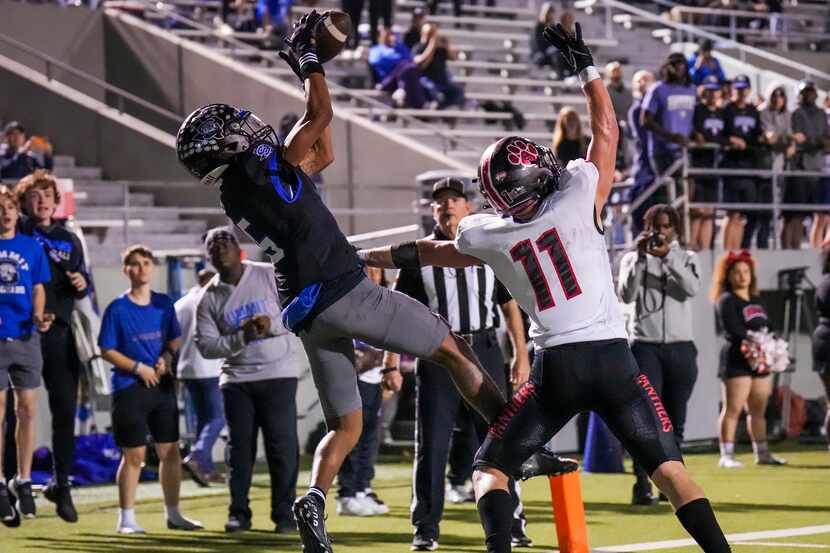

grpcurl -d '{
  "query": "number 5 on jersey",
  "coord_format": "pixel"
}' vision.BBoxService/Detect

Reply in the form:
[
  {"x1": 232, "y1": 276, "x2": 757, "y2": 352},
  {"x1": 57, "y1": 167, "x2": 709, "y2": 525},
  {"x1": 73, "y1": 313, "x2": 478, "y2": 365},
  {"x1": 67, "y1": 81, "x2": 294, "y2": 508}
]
[{"x1": 510, "y1": 227, "x2": 582, "y2": 310}]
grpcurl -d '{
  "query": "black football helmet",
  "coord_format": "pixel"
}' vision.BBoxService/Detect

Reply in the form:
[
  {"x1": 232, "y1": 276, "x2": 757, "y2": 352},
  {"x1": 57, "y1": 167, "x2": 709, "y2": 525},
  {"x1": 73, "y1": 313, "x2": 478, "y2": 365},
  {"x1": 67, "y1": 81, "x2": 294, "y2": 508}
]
[
  {"x1": 477, "y1": 136, "x2": 562, "y2": 217},
  {"x1": 176, "y1": 103, "x2": 279, "y2": 185}
]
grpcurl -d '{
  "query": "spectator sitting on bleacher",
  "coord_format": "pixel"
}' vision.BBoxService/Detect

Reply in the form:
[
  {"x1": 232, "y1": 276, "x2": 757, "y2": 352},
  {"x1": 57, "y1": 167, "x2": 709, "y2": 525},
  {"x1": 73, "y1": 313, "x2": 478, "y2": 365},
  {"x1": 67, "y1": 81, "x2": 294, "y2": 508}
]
[
  {"x1": 403, "y1": 7, "x2": 427, "y2": 50},
  {"x1": 606, "y1": 61, "x2": 633, "y2": 125},
  {"x1": 552, "y1": 107, "x2": 588, "y2": 166},
  {"x1": 782, "y1": 81, "x2": 829, "y2": 249},
  {"x1": 530, "y1": 3, "x2": 558, "y2": 70},
  {"x1": 369, "y1": 27, "x2": 428, "y2": 109},
  {"x1": 412, "y1": 23, "x2": 465, "y2": 110},
  {"x1": 688, "y1": 39, "x2": 725, "y2": 87},
  {"x1": 721, "y1": 74, "x2": 764, "y2": 250},
  {"x1": 627, "y1": 69, "x2": 656, "y2": 236},
  {"x1": 0, "y1": 122, "x2": 53, "y2": 181},
  {"x1": 637, "y1": 52, "x2": 695, "y2": 232},
  {"x1": 689, "y1": 74, "x2": 726, "y2": 251}
]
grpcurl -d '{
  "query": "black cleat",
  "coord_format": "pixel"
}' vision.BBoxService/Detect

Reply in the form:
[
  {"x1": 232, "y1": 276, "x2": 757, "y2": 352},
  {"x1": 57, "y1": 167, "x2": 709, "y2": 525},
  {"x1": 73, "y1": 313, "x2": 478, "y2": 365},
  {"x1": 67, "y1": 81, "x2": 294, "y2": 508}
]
[
  {"x1": 9, "y1": 480, "x2": 35, "y2": 519},
  {"x1": 44, "y1": 482, "x2": 79, "y2": 523},
  {"x1": 519, "y1": 448, "x2": 579, "y2": 481},
  {"x1": 0, "y1": 482, "x2": 20, "y2": 527},
  {"x1": 224, "y1": 514, "x2": 252, "y2": 533},
  {"x1": 631, "y1": 480, "x2": 657, "y2": 506},
  {"x1": 293, "y1": 494, "x2": 333, "y2": 553}
]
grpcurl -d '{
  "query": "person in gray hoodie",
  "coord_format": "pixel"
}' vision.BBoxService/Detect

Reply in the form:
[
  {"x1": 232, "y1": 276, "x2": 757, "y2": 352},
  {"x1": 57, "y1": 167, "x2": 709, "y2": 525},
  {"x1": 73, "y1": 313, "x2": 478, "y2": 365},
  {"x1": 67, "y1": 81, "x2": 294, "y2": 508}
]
[
  {"x1": 196, "y1": 227, "x2": 304, "y2": 534},
  {"x1": 618, "y1": 204, "x2": 701, "y2": 506}
]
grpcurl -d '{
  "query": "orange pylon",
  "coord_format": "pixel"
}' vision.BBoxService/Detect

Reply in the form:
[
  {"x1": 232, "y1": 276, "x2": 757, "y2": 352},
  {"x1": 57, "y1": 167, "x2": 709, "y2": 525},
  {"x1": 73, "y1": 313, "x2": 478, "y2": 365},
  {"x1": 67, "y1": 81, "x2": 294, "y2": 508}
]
[{"x1": 549, "y1": 470, "x2": 590, "y2": 553}]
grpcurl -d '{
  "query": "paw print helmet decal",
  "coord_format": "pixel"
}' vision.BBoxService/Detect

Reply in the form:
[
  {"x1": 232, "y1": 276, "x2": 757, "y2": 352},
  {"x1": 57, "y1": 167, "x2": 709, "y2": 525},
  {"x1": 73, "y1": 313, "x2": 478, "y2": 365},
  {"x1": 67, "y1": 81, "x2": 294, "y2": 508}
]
[{"x1": 477, "y1": 136, "x2": 562, "y2": 217}]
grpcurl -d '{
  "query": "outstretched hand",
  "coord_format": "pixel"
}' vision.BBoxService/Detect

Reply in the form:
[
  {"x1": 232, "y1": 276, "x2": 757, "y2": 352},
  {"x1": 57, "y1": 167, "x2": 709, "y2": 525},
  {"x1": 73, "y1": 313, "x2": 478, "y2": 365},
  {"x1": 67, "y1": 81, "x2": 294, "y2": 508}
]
[
  {"x1": 542, "y1": 22, "x2": 594, "y2": 74},
  {"x1": 285, "y1": 10, "x2": 323, "y2": 52}
]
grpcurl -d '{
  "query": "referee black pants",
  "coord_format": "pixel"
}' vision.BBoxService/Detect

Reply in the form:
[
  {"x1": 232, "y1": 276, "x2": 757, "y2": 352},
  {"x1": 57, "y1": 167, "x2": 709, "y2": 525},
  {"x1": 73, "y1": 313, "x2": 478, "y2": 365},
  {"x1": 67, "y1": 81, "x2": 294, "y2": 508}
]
[
  {"x1": 412, "y1": 329, "x2": 507, "y2": 540},
  {"x1": 41, "y1": 321, "x2": 82, "y2": 486},
  {"x1": 631, "y1": 341, "x2": 698, "y2": 481},
  {"x1": 222, "y1": 377, "x2": 299, "y2": 526}
]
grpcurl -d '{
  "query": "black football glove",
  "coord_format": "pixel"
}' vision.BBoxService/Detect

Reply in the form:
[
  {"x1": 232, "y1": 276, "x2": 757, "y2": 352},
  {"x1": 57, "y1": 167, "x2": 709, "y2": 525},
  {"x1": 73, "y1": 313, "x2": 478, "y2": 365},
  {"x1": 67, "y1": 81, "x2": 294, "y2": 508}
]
[
  {"x1": 279, "y1": 49, "x2": 303, "y2": 82},
  {"x1": 284, "y1": 10, "x2": 325, "y2": 81},
  {"x1": 542, "y1": 22, "x2": 594, "y2": 74}
]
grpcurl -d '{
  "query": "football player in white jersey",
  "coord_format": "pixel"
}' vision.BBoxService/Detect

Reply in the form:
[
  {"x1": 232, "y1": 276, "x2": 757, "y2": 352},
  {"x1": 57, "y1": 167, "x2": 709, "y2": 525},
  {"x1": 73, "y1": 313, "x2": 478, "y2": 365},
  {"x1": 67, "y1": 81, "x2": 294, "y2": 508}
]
[{"x1": 359, "y1": 22, "x2": 730, "y2": 553}]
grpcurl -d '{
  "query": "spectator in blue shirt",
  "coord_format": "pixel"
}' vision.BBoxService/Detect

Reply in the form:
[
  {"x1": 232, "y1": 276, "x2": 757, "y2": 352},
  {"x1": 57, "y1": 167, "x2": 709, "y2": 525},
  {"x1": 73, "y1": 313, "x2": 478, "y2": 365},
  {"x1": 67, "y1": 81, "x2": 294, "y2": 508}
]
[
  {"x1": 0, "y1": 122, "x2": 53, "y2": 181},
  {"x1": 0, "y1": 184, "x2": 52, "y2": 525},
  {"x1": 369, "y1": 27, "x2": 427, "y2": 109},
  {"x1": 688, "y1": 39, "x2": 726, "y2": 87},
  {"x1": 99, "y1": 245, "x2": 202, "y2": 535}
]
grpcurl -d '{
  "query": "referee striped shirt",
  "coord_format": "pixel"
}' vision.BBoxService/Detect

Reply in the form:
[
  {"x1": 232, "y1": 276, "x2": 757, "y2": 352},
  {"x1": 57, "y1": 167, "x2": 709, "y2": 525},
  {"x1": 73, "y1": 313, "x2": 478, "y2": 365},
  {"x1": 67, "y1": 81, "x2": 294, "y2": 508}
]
[{"x1": 394, "y1": 228, "x2": 512, "y2": 333}]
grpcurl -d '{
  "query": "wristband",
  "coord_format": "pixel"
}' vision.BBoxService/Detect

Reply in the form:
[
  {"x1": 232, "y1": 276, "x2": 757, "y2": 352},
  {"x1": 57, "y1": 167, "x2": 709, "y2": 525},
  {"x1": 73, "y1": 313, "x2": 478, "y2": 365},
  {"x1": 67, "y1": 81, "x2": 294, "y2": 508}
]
[
  {"x1": 297, "y1": 51, "x2": 325, "y2": 80},
  {"x1": 381, "y1": 367, "x2": 398, "y2": 375},
  {"x1": 578, "y1": 66, "x2": 601, "y2": 87},
  {"x1": 390, "y1": 241, "x2": 421, "y2": 269},
  {"x1": 132, "y1": 361, "x2": 141, "y2": 375}
]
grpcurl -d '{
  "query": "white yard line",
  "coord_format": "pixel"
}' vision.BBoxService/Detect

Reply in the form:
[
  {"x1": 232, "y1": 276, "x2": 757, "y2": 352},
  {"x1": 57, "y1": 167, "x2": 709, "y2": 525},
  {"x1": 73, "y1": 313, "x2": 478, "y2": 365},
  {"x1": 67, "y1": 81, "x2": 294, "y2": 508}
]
[
  {"x1": 733, "y1": 542, "x2": 830, "y2": 549},
  {"x1": 594, "y1": 525, "x2": 830, "y2": 552}
]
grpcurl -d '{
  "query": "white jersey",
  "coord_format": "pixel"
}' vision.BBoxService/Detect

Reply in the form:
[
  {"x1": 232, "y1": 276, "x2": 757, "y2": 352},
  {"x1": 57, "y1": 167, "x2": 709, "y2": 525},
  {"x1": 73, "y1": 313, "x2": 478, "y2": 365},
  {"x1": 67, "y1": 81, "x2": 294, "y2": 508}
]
[{"x1": 456, "y1": 159, "x2": 627, "y2": 349}]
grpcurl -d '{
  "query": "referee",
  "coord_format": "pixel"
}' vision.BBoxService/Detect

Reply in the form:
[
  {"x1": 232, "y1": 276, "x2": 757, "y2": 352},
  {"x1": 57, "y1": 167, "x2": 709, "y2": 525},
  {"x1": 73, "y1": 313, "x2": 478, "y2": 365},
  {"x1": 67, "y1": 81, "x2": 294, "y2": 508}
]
[{"x1": 383, "y1": 178, "x2": 532, "y2": 551}]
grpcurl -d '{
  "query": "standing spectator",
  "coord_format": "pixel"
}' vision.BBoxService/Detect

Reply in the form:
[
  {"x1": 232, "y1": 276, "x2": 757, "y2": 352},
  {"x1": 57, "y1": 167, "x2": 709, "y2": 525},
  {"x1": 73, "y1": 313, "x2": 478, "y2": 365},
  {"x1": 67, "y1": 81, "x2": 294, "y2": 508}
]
[
  {"x1": 811, "y1": 249, "x2": 830, "y2": 452},
  {"x1": 342, "y1": 0, "x2": 392, "y2": 48},
  {"x1": 530, "y1": 3, "x2": 558, "y2": 69},
  {"x1": 721, "y1": 75, "x2": 763, "y2": 250},
  {"x1": 0, "y1": 122, "x2": 53, "y2": 181},
  {"x1": 98, "y1": 245, "x2": 202, "y2": 534},
  {"x1": 0, "y1": 185, "x2": 51, "y2": 525},
  {"x1": 639, "y1": 52, "x2": 696, "y2": 227},
  {"x1": 618, "y1": 204, "x2": 701, "y2": 505},
  {"x1": 628, "y1": 70, "x2": 656, "y2": 236},
  {"x1": 404, "y1": 7, "x2": 427, "y2": 50},
  {"x1": 176, "y1": 268, "x2": 225, "y2": 487},
  {"x1": 412, "y1": 24, "x2": 466, "y2": 110},
  {"x1": 606, "y1": 61, "x2": 633, "y2": 125},
  {"x1": 688, "y1": 39, "x2": 725, "y2": 86},
  {"x1": 710, "y1": 250, "x2": 785, "y2": 468},
  {"x1": 552, "y1": 107, "x2": 589, "y2": 166},
  {"x1": 387, "y1": 178, "x2": 540, "y2": 551},
  {"x1": 16, "y1": 171, "x2": 87, "y2": 523},
  {"x1": 689, "y1": 75, "x2": 726, "y2": 250},
  {"x1": 336, "y1": 266, "x2": 390, "y2": 517},
  {"x1": 369, "y1": 27, "x2": 427, "y2": 109},
  {"x1": 196, "y1": 228, "x2": 302, "y2": 534},
  {"x1": 758, "y1": 85, "x2": 795, "y2": 247},
  {"x1": 784, "y1": 81, "x2": 829, "y2": 249}
]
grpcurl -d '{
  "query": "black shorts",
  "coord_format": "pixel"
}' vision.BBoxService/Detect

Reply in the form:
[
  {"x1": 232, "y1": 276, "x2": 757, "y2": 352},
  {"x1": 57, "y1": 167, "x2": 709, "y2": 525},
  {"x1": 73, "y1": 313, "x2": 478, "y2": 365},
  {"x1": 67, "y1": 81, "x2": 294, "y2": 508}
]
[
  {"x1": 691, "y1": 177, "x2": 719, "y2": 204},
  {"x1": 111, "y1": 378, "x2": 180, "y2": 448},
  {"x1": 475, "y1": 339, "x2": 682, "y2": 478},
  {"x1": 723, "y1": 178, "x2": 757, "y2": 206},
  {"x1": 782, "y1": 176, "x2": 818, "y2": 217}
]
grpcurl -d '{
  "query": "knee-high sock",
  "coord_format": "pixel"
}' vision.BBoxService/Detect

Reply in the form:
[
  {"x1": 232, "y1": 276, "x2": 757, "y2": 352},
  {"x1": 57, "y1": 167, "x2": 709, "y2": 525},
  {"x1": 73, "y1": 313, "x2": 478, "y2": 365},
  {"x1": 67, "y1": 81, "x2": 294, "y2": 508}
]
[
  {"x1": 477, "y1": 490, "x2": 513, "y2": 553},
  {"x1": 676, "y1": 498, "x2": 731, "y2": 553}
]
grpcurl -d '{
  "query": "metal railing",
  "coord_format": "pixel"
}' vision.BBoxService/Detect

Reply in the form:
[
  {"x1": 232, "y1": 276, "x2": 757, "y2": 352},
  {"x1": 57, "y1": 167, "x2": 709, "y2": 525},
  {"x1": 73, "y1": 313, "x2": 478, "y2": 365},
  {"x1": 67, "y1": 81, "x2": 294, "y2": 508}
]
[
  {"x1": 0, "y1": 31, "x2": 182, "y2": 126},
  {"x1": 582, "y1": 0, "x2": 830, "y2": 84}
]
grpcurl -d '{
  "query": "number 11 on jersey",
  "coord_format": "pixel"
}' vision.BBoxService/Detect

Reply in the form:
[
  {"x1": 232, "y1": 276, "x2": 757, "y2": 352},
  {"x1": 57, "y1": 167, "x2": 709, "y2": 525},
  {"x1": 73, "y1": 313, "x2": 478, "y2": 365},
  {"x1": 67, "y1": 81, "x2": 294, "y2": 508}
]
[{"x1": 510, "y1": 227, "x2": 582, "y2": 310}]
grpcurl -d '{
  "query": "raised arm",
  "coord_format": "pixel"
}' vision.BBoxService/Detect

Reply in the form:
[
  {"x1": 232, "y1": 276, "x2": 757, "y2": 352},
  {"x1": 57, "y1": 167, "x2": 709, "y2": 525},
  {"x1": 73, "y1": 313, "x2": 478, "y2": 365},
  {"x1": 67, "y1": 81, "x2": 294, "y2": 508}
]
[
  {"x1": 279, "y1": 11, "x2": 334, "y2": 171},
  {"x1": 358, "y1": 239, "x2": 482, "y2": 269},
  {"x1": 541, "y1": 22, "x2": 619, "y2": 216}
]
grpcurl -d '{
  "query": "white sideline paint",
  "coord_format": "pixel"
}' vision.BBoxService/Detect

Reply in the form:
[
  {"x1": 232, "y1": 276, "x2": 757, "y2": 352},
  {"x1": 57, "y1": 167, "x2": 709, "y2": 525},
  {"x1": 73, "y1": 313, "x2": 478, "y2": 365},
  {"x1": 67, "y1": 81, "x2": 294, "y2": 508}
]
[
  {"x1": 733, "y1": 542, "x2": 830, "y2": 549},
  {"x1": 594, "y1": 525, "x2": 830, "y2": 552}
]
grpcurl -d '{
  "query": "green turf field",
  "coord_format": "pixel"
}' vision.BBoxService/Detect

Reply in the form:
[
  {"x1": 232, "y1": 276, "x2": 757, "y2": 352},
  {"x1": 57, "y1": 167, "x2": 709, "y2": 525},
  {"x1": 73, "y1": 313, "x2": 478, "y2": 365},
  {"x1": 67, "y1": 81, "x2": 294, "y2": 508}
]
[{"x1": 4, "y1": 445, "x2": 829, "y2": 552}]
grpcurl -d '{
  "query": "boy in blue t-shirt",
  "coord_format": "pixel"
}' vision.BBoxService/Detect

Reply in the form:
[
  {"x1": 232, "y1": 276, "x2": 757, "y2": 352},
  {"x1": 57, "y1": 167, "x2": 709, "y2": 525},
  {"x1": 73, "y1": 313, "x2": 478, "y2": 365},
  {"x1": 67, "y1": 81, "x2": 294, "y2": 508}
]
[
  {"x1": 0, "y1": 184, "x2": 52, "y2": 525},
  {"x1": 98, "y1": 244, "x2": 201, "y2": 534}
]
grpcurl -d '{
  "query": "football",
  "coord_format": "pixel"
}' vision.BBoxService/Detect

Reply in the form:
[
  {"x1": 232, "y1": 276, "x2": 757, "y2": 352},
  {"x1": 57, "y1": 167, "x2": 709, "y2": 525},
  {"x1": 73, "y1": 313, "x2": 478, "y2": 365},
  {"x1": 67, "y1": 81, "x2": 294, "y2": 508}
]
[{"x1": 314, "y1": 10, "x2": 352, "y2": 63}]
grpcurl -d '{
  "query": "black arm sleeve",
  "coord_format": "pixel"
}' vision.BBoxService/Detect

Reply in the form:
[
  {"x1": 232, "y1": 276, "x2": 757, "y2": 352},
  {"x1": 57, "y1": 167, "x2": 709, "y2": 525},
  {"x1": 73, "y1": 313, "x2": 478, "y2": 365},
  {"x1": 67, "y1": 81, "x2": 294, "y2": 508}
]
[
  {"x1": 718, "y1": 293, "x2": 747, "y2": 341},
  {"x1": 495, "y1": 279, "x2": 513, "y2": 307},
  {"x1": 69, "y1": 232, "x2": 89, "y2": 299},
  {"x1": 393, "y1": 267, "x2": 429, "y2": 306}
]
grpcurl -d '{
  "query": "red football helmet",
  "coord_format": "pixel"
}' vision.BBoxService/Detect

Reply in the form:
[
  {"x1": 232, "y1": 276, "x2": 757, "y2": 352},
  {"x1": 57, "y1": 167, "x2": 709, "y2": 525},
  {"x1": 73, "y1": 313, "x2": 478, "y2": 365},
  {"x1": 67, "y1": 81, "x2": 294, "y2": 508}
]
[{"x1": 477, "y1": 136, "x2": 562, "y2": 217}]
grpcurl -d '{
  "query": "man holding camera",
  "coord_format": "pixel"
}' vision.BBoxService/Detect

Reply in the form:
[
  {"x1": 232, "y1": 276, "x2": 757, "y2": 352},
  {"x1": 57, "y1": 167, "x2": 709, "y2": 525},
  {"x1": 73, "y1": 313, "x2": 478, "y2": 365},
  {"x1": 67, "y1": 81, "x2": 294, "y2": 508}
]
[{"x1": 618, "y1": 205, "x2": 701, "y2": 505}]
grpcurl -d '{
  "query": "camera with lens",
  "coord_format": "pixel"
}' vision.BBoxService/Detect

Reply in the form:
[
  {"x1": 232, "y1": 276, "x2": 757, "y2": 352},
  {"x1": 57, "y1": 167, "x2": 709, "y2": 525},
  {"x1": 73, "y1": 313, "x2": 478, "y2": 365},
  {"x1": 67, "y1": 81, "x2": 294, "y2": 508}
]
[{"x1": 647, "y1": 231, "x2": 665, "y2": 250}]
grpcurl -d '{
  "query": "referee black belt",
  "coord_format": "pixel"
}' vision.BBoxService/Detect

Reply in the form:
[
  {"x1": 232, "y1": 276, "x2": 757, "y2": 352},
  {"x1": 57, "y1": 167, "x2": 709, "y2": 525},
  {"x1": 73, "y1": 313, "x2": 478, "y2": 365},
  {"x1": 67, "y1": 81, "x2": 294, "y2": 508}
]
[{"x1": 457, "y1": 327, "x2": 497, "y2": 346}]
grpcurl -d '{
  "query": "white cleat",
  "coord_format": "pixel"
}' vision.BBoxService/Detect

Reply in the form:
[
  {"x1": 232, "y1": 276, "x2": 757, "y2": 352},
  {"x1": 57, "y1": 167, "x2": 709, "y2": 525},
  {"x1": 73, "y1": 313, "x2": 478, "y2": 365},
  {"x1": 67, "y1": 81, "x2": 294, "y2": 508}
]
[
  {"x1": 718, "y1": 455, "x2": 744, "y2": 469},
  {"x1": 336, "y1": 496, "x2": 376, "y2": 517}
]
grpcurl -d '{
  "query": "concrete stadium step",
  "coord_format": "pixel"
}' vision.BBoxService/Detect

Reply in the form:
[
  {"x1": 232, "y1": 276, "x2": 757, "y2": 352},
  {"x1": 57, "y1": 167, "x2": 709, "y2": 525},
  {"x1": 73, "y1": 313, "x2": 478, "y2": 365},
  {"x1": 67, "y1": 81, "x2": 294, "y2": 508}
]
[
  {"x1": 76, "y1": 206, "x2": 189, "y2": 220},
  {"x1": 74, "y1": 186, "x2": 156, "y2": 207},
  {"x1": 54, "y1": 165, "x2": 103, "y2": 180},
  {"x1": 52, "y1": 155, "x2": 76, "y2": 168}
]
